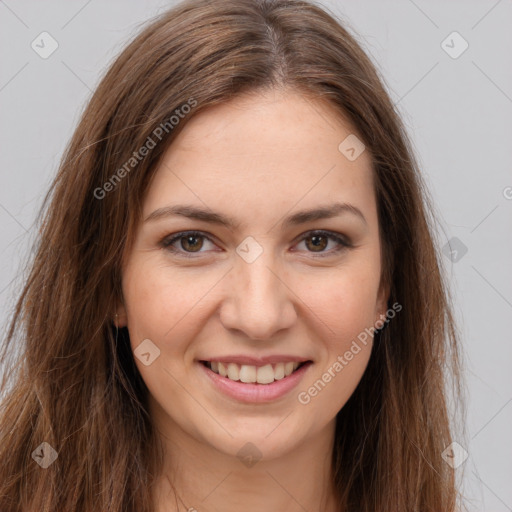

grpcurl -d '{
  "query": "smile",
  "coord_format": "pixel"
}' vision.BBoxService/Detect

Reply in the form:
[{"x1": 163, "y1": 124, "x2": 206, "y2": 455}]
[
  {"x1": 199, "y1": 359, "x2": 313, "y2": 403},
  {"x1": 201, "y1": 360, "x2": 307, "y2": 384}
]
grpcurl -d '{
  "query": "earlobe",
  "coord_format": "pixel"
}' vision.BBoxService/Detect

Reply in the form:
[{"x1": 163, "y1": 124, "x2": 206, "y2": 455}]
[
  {"x1": 114, "y1": 300, "x2": 128, "y2": 328},
  {"x1": 375, "y1": 282, "x2": 390, "y2": 326}
]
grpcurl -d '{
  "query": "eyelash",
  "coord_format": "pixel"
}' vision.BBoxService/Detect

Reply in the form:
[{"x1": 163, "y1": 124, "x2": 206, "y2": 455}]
[{"x1": 160, "y1": 230, "x2": 352, "y2": 259}]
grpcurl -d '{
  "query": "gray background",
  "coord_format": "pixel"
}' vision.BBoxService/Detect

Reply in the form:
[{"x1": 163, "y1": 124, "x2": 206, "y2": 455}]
[{"x1": 1, "y1": 1, "x2": 511, "y2": 510}]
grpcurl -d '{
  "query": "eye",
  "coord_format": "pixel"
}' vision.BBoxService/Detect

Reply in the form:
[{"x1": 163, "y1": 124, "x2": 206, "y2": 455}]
[
  {"x1": 293, "y1": 230, "x2": 352, "y2": 257},
  {"x1": 161, "y1": 231, "x2": 217, "y2": 257},
  {"x1": 160, "y1": 229, "x2": 352, "y2": 259}
]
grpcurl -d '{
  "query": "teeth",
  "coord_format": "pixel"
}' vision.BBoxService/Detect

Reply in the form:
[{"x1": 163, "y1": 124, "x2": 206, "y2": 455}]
[
  {"x1": 206, "y1": 361, "x2": 305, "y2": 384},
  {"x1": 239, "y1": 364, "x2": 256, "y2": 383},
  {"x1": 274, "y1": 362, "x2": 285, "y2": 380},
  {"x1": 227, "y1": 363, "x2": 239, "y2": 381},
  {"x1": 218, "y1": 362, "x2": 228, "y2": 377},
  {"x1": 257, "y1": 364, "x2": 274, "y2": 384}
]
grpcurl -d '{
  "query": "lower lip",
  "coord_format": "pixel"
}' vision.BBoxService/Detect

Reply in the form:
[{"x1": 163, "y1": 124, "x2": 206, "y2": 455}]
[{"x1": 199, "y1": 361, "x2": 312, "y2": 403}]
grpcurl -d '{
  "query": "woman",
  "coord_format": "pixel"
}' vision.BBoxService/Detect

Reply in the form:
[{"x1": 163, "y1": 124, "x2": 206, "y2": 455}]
[{"x1": 0, "y1": 0, "x2": 463, "y2": 510}]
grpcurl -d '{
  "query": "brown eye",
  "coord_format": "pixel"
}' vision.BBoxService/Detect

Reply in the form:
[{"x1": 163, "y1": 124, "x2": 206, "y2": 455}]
[
  {"x1": 295, "y1": 230, "x2": 351, "y2": 257},
  {"x1": 304, "y1": 234, "x2": 329, "y2": 252},
  {"x1": 180, "y1": 234, "x2": 204, "y2": 252},
  {"x1": 162, "y1": 231, "x2": 216, "y2": 257}
]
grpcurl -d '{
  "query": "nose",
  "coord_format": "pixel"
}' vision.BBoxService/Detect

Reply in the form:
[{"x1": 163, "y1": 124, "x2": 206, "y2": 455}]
[{"x1": 218, "y1": 246, "x2": 297, "y2": 341}]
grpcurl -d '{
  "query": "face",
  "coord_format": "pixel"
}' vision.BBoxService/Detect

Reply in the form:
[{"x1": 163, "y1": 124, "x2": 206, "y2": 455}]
[{"x1": 116, "y1": 88, "x2": 388, "y2": 461}]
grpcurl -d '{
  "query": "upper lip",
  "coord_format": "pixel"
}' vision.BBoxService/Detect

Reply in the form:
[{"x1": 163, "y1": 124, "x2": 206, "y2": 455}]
[{"x1": 199, "y1": 355, "x2": 312, "y2": 366}]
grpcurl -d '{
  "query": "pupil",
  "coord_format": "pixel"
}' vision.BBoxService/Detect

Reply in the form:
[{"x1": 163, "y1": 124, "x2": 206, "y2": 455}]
[
  {"x1": 183, "y1": 235, "x2": 202, "y2": 252},
  {"x1": 309, "y1": 235, "x2": 326, "y2": 251}
]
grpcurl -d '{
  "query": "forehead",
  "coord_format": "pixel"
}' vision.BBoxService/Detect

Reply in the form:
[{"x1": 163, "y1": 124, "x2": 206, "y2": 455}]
[{"x1": 143, "y1": 89, "x2": 376, "y2": 228}]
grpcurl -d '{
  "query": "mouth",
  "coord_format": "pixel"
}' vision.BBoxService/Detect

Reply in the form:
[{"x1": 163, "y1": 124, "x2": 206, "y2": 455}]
[
  {"x1": 200, "y1": 360, "x2": 310, "y2": 385},
  {"x1": 199, "y1": 358, "x2": 313, "y2": 403}
]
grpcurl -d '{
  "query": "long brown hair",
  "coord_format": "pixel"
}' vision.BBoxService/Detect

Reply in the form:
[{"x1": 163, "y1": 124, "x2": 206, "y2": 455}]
[{"x1": 0, "y1": 0, "x2": 463, "y2": 510}]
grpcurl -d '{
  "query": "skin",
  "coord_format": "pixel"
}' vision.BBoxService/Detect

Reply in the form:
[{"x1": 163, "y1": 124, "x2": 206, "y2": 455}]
[{"x1": 116, "y1": 88, "x2": 389, "y2": 512}]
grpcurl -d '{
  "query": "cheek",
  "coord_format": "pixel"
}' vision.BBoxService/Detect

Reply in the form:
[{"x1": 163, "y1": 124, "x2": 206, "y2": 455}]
[
  {"x1": 122, "y1": 262, "x2": 213, "y2": 413},
  {"x1": 299, "y1": 260, "x2": 381, "y2": 343},
  {"x1": 122, "y1": 261, "x2": 208, "y2": 358},
  {"x1": 293, "y1": 261, "x2": 379, "y2": 412}
]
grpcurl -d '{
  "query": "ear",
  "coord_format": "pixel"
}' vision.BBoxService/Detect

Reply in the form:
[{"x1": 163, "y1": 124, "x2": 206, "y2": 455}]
[
  {"x1": 114, "y1": 297, "x2": 128, "y2": 328},
  {"x1": 374, "y1": 280, "x2": 390, "y2": 326}
]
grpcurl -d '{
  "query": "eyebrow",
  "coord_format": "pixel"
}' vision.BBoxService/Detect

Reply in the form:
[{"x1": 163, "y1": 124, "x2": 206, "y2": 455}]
[{"x1": 144, "y1": 202, "x2": 367, "y2": 230}]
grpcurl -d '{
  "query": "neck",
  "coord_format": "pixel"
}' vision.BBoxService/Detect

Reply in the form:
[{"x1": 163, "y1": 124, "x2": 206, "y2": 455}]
[{"x1": 152, "y1": 410, "x2": 339, "y2": 512}]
